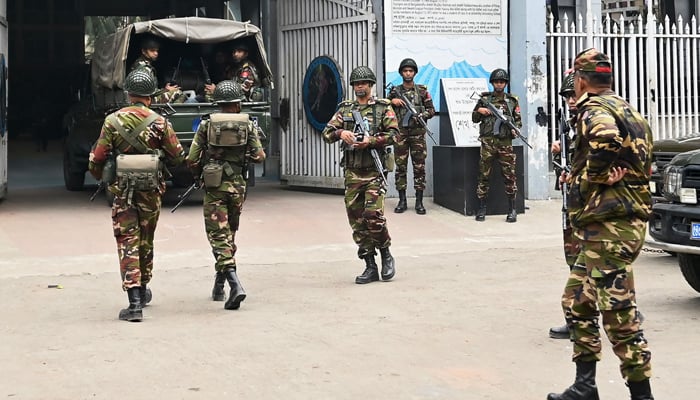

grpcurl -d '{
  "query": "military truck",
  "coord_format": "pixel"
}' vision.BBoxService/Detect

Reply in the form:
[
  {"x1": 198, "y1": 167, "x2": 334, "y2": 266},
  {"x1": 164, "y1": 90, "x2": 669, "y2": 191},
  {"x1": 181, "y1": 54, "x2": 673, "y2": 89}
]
[
  {"x1": 62, "y1": 17, "x2": 273, "y2": 192},
  {"x1": 646, "y1": 149, "x2": 700, "y2": 293},
  {"x1": 649, "y1": 134, "x2": 700, "y2": 201}
]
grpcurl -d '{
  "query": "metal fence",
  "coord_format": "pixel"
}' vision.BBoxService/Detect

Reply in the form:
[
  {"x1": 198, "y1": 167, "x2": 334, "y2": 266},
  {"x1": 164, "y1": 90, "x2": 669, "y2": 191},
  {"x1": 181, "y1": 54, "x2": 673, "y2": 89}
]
[{"x1": 547, "y1": 10, "x2": 700, "y2": 141}]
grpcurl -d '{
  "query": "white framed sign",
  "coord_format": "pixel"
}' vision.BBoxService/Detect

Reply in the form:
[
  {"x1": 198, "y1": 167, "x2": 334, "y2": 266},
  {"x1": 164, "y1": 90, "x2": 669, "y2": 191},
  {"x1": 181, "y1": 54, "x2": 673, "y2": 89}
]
[{"x1": 441, "y1": 78, "x2": 489, "y2": 146}]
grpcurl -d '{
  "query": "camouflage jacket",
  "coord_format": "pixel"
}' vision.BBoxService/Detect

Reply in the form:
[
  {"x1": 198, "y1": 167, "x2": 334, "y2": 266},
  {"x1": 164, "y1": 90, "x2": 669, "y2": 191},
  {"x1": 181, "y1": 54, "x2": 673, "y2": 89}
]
[
  {"x1": 88, "y1": 103, "x2": 185, "y2": 194},
  {"x1": 472, "y1": 91, "x2": 522, "y2": 142},
  {"x1": 387, "y1": 83, "x2": 435, "y2": 135},
  {"x1": 226, "y1": 60, "x2": 259, "y2": 100},
  {"x1": 322, "y1": 98, "x2": 399, "y2": 170},
  {"x1": 186, "y1": 112, "x2": 265, "y2": 193},
  {"x1": 567, "y1": 90, "x2": 653, "y2": 228}
]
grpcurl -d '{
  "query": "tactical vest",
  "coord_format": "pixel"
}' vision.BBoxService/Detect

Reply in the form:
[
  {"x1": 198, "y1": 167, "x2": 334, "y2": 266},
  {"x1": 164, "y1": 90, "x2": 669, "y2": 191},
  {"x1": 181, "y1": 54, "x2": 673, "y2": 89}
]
[
  {"x1": 339, "y1": 102, "x2": 389, "y2": 170},
  {"x1": 480, "y1": 92, "x2": 517, "y2": 139},
  {"x1": 393, "y1": 85, "x2": 426, "y2": 129}
]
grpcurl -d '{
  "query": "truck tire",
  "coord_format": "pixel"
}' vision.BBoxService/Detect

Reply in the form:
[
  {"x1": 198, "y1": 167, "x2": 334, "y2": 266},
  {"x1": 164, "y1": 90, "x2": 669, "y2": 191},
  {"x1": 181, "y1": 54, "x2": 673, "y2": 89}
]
[
  {"x1": 678, "y1": 253, "x2": 700, "y2": 293},
  {"x1": 63, "y1": 148, "x2": 85, "y2": 191}
]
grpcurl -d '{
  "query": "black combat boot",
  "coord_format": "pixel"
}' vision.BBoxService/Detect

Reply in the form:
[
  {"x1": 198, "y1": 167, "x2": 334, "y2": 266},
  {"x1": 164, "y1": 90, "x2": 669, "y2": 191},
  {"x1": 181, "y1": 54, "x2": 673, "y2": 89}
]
[
  {"x1": 548, "y1": 324, "x2": 569, "y2": 339},
  {"x1": 119, "y1": 287, "x2": 143, "y2": 322},
  {"x1": 356, "y1": 254, "x2": 380, "y2": 284},
  {"x1": 379, "y1": 247, "x2": 395, "y2": 281},
  {"x1": 506, "y1": 197, "x2": 517, "y2": 223},
  {"x1": 628, "y1": 379, "x2": 654, "y2": 400},
  {"x1": 475, "y1": 198, "x2": 487, "y2": 221},
  {"x1": 139, "y1": 284, "x2": 152, "y2": 307},
  {"x1": 547, "y1": 361, "x2": 600, "y2": 400},
  {"x1": 415, "y1": 190, "x2": 426, "y2": 215},
  {"x1": 212, "y1": 271, "x2": 226, "y2": 301},
  {"x1": 394, "y1": 189, "x2": 407, "y2": 213},
  {"x1": 224, "y1": 268, "x2": 247, "y2": 310}
]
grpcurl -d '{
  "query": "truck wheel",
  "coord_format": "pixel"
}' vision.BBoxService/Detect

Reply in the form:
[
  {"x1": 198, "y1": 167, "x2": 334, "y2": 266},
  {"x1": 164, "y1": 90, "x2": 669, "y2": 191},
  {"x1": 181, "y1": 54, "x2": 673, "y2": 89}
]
[
  {"x1": 63, "y1": 148, "x2": 85, "y2": 191},
  {"x1": 678, "y1": 253, "x2": 700, "y2": 293}
]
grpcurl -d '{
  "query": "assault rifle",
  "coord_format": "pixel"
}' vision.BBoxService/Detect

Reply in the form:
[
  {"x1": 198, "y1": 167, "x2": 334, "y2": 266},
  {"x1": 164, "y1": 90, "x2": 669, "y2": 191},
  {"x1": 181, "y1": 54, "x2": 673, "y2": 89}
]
[
  {"x1": 385, "y1": 83, "x2": 437, "y2": 145},
  {"x1": 471, "y1": 92, "x2": 533, "y2": 149},
  {"x1": 200, "y1": 57, "x2": 212, "y2": 85},
  {"x1": 555, "y1": 107, "x2": 571, "y2": 230},
  {"x1": 170, "y1": 180, "x2": 201, "y2": 213},
  {"x1": 351, "y1": 110, "x2": 389, "y2": 187},
  {"x1": 90, "y1": 182, "x2": 106, "y2": 202}
]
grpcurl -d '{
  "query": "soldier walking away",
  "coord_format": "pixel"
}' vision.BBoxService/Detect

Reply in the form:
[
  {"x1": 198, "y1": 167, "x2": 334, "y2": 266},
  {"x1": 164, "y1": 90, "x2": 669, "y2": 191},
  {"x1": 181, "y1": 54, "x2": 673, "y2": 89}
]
[
  {"x1": 130, "y1": 35, "x2": 181, "y2": 103},
  {"x1": 322, "y1": 66, "x2": 399, "y2": 284},
  {"x1": 387, "y1": 58, "x2": 435, "y2": 215},
  {"x1": 472, "y1": 68, "x2": 522, "y2": 222},
  {"x1": 88, "y1": 69, "x2": 185, "y2": 322},
  {"x1": 547, "y1": 48, "x2": 655, "y2": 400},
  {"x1": 548, "y1": 70, "x2": 580, "y2": 340},
  {"x1": 185, "y1": 80, "x2": 266, "y2": 310}
]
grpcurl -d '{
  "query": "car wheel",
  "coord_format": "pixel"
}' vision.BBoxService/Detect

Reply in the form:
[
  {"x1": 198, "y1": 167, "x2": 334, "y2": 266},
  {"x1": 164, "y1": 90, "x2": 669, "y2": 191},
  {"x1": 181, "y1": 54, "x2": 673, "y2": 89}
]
[
  {"x1": 678, "y1": 253, "x2": 700, "y2": 293},
  {"x1": 63, "y1": 148, "x2": 85, "y2": 191}
]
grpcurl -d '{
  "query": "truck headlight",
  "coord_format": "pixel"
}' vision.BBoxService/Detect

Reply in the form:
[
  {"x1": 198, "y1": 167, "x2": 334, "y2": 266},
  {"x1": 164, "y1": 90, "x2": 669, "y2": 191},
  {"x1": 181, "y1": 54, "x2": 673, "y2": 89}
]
[{"x1": 664, "y1": 166, "x2": 682, "y2": 200}]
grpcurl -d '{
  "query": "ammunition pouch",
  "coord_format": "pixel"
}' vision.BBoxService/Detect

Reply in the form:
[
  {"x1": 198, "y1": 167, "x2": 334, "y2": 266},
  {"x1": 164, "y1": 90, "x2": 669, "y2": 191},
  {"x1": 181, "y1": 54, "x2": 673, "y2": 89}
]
[{"x1": 202, "y1": 162, "x2": 224, "y2": 188}]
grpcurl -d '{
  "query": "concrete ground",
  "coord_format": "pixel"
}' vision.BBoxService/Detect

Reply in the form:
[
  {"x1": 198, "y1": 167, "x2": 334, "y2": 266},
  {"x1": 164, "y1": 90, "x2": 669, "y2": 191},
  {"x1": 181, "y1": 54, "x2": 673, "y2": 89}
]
[{"x1": 0, "y1": 137, "x2": 696, "y2": 399}]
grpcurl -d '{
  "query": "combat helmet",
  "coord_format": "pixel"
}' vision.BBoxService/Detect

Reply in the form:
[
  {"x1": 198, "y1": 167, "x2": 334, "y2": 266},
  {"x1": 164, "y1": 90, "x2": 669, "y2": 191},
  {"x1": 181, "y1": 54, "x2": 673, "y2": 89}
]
[
  {"x1": 213, "y1": 80, "x2": 244, "y2": 103},
  {"x1": 489, "y1": 68, "x2": 509, "y2": 83},
  {"x1": 231, "y1": 41, "x2": 249, "y2": 53},
  {"x1": 398, "y1": 58, "x2": 418, "y2": 73},
  {"x1": 124, "y1": 68, "x2": 158, "y2": 96},
  {"x1": 559, "y1": 71, "x2": 575, "y2": 97},
  {"x1": 349, "y1": 66, "x2": 376, "y2": 85}
]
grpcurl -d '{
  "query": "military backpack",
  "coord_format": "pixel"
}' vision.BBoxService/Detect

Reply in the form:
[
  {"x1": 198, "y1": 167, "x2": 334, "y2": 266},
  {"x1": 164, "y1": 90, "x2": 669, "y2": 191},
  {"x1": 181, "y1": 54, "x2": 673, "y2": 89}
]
[{"x1": 202, "y1": 113, "x2": 250, "y2": 188}]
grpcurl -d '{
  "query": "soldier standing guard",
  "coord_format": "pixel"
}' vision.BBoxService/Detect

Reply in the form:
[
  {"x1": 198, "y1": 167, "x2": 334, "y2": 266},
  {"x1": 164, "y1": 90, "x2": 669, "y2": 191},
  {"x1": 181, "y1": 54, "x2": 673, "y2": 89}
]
[
  {"x1": 547, "y1": 48, "x2": 655, "y2": 400},
  {"x1": 322, "y1": 66, "x2": 399, "y2": 284},
  {"x1": 88, "y1": 69, "x2": 185, "y2": 322},
  {"x1": 388, "y1": 58, "x2": 435, "y2": 215},
  {"x1": 186, "y1": 80, "x2": 266, "y2": 310},
  {"x1": 472, "y1": 68, "x2": 522, "y2": 222}
]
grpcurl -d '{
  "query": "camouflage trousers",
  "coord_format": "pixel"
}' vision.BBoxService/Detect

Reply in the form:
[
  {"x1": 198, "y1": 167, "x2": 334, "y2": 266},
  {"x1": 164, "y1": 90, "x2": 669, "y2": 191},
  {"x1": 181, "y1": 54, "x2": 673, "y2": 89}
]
[
  {"x1": 562, "y1": 216, "x2": 581, "y2": 268},
  {"x1": 393, "y1": 132, "x2": 427, "y2": 191},
  {"x1": 477, "y1": 137, "x2": 517, "y2": 199},
  {"x1": 112, "y1": 191, "x2": 162, "y2": 290},
  {"x1": 344, "y1": 168, "x2": 391, "y2": 258},
  {"x1": 203, "y1": 189, "x2": 245, "y2": 272},
  {"x1": 561, "y1": 232, "x2": 652, "y2": 382}
]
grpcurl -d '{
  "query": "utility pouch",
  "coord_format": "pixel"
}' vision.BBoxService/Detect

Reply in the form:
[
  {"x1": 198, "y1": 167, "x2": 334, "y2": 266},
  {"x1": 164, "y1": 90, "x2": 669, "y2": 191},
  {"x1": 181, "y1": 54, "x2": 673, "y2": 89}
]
[
  {"x1": 207, "y1": 113, "x2": 249, "y2": 147},
  {"x1": 202, "y1": 162, "x2": 224, "y2": 188},
  {"x1": 102, "y1": 155, "x2": 117, "y2": 184},
  {"x1": 384, "y1": 147, "x2": 395, "y2": 172},
  {"x1": 116, "y1": 153, "x2": 162, "y2": 191}
]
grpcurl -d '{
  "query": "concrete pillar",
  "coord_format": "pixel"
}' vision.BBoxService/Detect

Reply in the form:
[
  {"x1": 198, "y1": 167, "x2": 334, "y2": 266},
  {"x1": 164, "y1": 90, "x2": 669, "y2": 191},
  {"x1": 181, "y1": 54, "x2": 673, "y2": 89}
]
[{"x1": 509, "y1": 1, "x2": 549, "y2": 200}]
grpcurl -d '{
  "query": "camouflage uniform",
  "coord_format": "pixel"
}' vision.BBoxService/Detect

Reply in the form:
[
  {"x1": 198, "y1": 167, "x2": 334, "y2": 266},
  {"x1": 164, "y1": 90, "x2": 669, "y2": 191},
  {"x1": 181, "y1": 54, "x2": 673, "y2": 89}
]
[
  {"x1": 185, "y1": 113, "x2": 265, "y2": 272},
  {"x1": 130, "y1": 56, "x2": 182, "y2": 103},
  {"x1": 563, "y1": 70, "x2": 654, "y2": 382},
  {"x1": 387, "y1": 84, "x2": 435, "y2": 191},
  {"x1": 472, "y1": 92, "x2": 521, "y2": 199},
  {"x1": 321, "y1": 98, "x2": 398, "y2": 258},
  {"x1": 226, "y1": 61, "x2": 260, "y2": 101},
  {"x1": 88, "y1": 103, "x2": 185, "y2": 290}
]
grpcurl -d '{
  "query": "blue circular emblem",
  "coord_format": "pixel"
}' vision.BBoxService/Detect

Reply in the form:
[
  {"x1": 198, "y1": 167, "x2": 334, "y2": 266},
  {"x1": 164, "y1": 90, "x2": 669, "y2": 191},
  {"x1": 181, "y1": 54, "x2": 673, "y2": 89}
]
[{"x1": 303, "y1": 56, "x2": 344, "y2": 132}]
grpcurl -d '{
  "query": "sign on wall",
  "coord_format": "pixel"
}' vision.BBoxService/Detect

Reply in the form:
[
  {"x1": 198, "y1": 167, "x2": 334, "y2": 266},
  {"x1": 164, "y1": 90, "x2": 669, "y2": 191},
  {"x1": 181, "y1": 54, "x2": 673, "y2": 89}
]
[
  {"x1": 441, "y1": 78, "x2": 489, "y2": 146},
  {"x1": 302, "y1": 55, "x2": 344, "y2": 131}
]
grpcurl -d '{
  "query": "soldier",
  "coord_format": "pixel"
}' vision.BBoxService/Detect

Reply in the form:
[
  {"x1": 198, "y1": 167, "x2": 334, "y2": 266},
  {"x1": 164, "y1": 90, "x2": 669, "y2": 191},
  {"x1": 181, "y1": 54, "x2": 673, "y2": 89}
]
[
  {"x1": 130, "y1": 35, "x2": 181, "y2": 103},
  {"x1": 185, "y1": 80, "x2": 266, "y2": 310},
  {"x1": 472, "y1": 68, "x2": 522, "y2": 222},
  {"x1": 321, "y1": 66, "x2": 399, "y2": 284},
  {"x1": 387, "y1": 58, "x2": 435, "y2": 215},
  {"x1": 227, "y1": 42, "x2": 261, "y2": 101},
  {"x1": 547, "y1": 48, "x2": 654, "y2": 400},
  {"x1": 88, "y1": 69, "x2": 185, "y2": 322},
  {"x1": 548, "y1": 70, "x2": 580, "y2": 340}
]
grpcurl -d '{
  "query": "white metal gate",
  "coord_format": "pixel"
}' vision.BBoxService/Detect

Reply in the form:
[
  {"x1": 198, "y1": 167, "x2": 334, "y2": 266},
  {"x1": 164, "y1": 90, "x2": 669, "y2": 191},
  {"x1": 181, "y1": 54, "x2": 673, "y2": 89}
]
[
  {"x1": 547, "y1": 10, "x2": 700, "y2": 141},
  {"x1": 278, "y1": 0, "x2": 376, "y2": 188}
]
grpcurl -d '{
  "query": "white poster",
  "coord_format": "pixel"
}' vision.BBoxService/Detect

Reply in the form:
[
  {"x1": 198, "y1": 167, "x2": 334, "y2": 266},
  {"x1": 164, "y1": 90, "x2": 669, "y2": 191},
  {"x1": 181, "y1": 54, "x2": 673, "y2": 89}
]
[{"x1": 441, "y1": 78, "x2": 489, "y2": 146}]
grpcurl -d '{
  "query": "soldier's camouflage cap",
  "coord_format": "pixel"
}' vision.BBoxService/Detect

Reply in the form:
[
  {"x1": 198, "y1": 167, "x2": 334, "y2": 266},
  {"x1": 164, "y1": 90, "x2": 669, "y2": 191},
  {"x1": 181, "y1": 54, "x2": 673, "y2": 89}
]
[{"x1": 574, "y1": 48, "x2": 612, "y2": 74}]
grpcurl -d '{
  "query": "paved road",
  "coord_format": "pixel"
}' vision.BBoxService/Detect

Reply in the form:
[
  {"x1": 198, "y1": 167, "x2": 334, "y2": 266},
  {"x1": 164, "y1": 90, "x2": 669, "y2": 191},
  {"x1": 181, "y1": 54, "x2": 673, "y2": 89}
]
[{"x1": 0, "y1": 138, "x2": 696, "y2": 399}]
